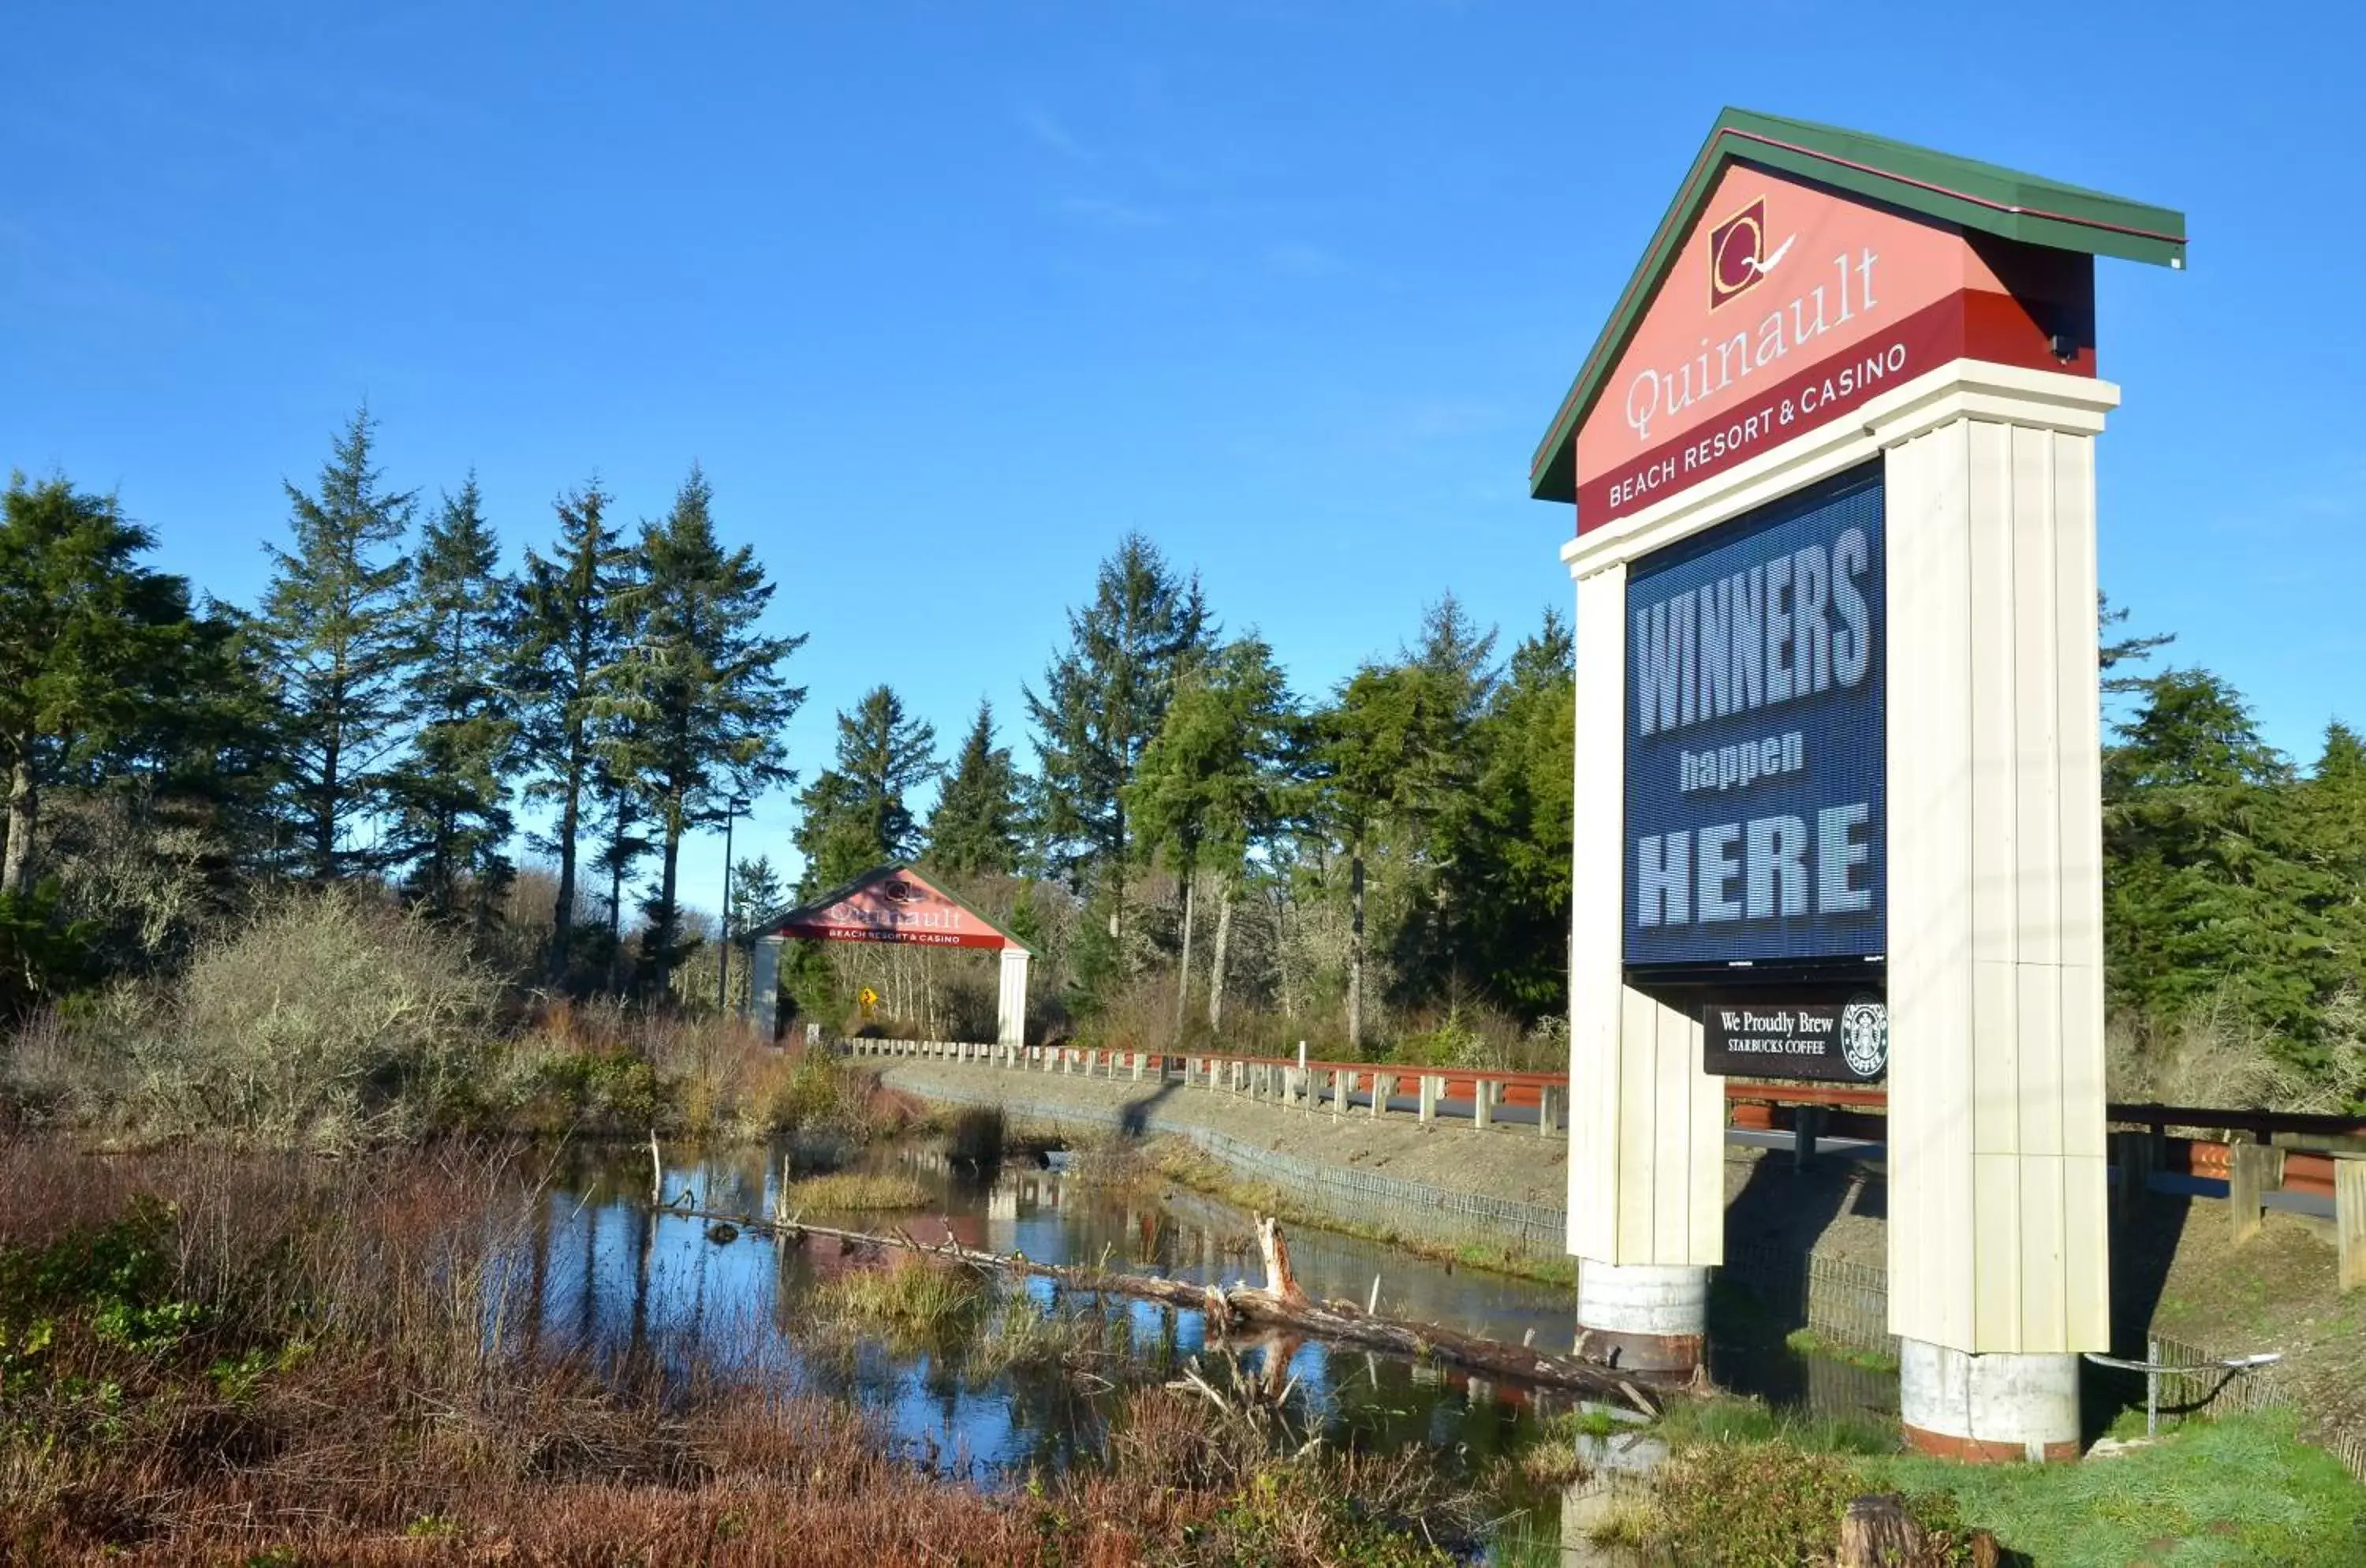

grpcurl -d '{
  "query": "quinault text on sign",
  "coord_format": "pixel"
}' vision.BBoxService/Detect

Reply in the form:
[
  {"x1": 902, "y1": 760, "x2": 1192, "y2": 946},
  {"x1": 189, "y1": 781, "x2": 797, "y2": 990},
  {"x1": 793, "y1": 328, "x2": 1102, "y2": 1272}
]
[{"x1": 1573, "y1": 162, "x2": 2095, "y2": 532}]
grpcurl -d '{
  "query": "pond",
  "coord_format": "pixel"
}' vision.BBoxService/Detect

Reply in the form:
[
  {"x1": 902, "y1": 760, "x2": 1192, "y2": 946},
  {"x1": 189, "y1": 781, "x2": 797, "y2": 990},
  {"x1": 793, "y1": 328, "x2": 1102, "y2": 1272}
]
[{"x1": 510, "y1": 1133, "x2": 1895, "y2": 1555}]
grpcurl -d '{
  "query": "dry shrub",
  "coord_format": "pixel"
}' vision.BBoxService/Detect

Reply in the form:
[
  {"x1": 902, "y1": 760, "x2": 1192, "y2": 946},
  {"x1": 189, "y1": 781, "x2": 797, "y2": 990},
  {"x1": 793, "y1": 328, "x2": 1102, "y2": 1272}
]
[
  {"x1": 2, "y1": 1003, "x2": 114, "y2": 1126},
  {"x1": 1385, "y1": 1002, "x2": 1557, "y2": 1070},
  {"x1": 496, "y1": 999, "x2": 884, "y2": 1141},
  {"x1": 125, "y1": 886, "x2": 503, "y2": 1149},
  {"x1": 38, "y1": 790, "x2": 239, "y2": 978},
  {"x1": 2107, "y1": 988, "x2": 2366, "y2": 1114},
  {"x1": 1064, "y1": 1133, "x2": 1153, "y2": 1190}
]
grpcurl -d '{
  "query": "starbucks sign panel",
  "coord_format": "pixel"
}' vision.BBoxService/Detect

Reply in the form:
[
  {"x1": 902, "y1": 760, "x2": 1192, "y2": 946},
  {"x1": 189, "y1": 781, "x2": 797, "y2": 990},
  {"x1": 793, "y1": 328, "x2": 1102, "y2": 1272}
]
[
  {"x1": 1623, "y1": 465, "x2": 1885, "y2": 973},
  {"x1": 1702, "y1": 995, "x2": 1890, "y2": 1083}
]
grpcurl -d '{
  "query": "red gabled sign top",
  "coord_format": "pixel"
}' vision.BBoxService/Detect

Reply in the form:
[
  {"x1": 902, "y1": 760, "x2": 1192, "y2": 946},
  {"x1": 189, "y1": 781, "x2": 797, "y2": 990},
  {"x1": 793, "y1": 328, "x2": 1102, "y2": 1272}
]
[{"x1": 754, "y1": 866, "x2": 1018, "y2": 952}]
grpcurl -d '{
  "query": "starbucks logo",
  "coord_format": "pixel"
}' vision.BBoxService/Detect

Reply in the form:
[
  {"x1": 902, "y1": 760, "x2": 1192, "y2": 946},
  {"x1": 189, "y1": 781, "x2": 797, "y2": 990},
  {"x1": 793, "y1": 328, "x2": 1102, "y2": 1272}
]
[{"x1": 1839, "y1": 995, "x2": 1888, "y2": 1079}]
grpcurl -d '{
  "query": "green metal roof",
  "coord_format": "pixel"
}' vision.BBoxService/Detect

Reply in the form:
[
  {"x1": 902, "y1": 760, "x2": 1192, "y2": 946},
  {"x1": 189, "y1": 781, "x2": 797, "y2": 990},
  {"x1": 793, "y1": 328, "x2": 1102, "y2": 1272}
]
[{"x1": 1529, "y1": 108, "x2": 2187, "y2": 504}]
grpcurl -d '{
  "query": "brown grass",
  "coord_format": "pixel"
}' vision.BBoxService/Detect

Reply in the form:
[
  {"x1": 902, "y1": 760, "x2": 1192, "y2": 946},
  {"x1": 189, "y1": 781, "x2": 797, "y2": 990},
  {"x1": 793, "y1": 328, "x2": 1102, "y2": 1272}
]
[{"x1": 782, "y1": 1170, "x2": 931, "y2": 1211}]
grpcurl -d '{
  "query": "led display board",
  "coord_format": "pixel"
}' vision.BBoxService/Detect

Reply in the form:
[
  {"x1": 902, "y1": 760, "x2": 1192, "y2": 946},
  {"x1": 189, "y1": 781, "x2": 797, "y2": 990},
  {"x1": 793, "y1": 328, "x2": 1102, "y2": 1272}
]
[{"x1": 1622, "y1": 465, "x2": 1885, "y2": 969}]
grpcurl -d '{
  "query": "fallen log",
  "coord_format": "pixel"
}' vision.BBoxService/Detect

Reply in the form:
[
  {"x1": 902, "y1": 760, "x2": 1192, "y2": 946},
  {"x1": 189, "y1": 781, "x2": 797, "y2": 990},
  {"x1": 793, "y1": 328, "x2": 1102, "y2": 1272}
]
[{"x1": 659, "y1": 1197, "x2": 1674, "y2": 1409}]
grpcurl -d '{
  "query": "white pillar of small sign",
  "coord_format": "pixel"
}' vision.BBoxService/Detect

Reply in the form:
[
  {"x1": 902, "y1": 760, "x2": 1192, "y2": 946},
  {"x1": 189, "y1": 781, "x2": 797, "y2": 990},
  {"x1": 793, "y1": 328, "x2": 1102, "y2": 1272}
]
[
  {"x1": 995, "y1": 946, "x2": 1031, "y2": 1051},
  {"x1": 1565, "y1": 552, "x2": 1726, "y2": 1375},
  {"x1": 748, "y1": 935, "x2": 783, "y2": 1042}
]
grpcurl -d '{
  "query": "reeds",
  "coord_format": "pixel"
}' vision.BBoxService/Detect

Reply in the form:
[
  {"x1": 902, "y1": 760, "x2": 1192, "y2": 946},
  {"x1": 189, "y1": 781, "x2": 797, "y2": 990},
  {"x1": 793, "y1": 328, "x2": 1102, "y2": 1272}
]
[
  {"x1": 807, "y1": 1253, "x2": 988, "y2": 1347},
  {"x1": 781, "y1": 1170, "x2": 931, "y2": 1211}
]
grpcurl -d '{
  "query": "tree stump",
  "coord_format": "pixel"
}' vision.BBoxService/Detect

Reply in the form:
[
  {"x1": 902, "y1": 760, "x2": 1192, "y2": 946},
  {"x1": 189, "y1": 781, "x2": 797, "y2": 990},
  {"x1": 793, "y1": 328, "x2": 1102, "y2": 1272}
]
[
  {"x1": 1255, "y1": 1215, "x2": 1309, "y2": 1308},
  {"x1": 1838, "y1": 1495, "x2": 2004, "y2": 1567},
  {"x1": 1837, "y1": 1494, "x2": 1920, "y2": 1567}
]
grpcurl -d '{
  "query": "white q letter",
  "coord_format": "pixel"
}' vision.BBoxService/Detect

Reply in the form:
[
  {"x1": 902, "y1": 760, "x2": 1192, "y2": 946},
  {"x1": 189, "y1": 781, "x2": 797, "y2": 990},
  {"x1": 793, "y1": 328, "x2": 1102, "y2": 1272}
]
[{"x1": 1624, "y1": 369, "x2": 1659, "y2": 442}]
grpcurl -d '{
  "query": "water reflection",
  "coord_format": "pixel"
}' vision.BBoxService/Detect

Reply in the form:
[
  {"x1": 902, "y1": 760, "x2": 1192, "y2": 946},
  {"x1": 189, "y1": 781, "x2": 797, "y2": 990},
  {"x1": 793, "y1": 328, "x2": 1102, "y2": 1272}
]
[
  {"x1": 517, "y1": 1138, "x2": 1569, "y2": 1477},
  {"x1": 513, "y1": 1135, "x2": 1894, "y2": 1486}
]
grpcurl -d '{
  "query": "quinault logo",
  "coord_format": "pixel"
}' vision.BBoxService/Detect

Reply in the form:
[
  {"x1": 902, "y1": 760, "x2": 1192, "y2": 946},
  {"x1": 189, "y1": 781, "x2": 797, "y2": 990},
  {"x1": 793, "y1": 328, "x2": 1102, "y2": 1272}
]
[
  {"x1": 1707, "y1": 198, "x2": 1794, "y2": 309},
  {"x1": 1839, "y1": 995, "x2": 1888, "y2": 1079}
]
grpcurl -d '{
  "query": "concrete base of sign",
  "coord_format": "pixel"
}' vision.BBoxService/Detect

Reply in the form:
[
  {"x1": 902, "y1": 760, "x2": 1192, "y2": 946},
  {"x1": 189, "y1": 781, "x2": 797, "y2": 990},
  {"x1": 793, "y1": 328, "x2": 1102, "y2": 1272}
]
[
  {"x1": 1573, "y1": 1261, "x2": 1707, "y2": 1375},
  {"x1": 1898, "y1": 1339, "x2": 2081, "y2": 1462}
]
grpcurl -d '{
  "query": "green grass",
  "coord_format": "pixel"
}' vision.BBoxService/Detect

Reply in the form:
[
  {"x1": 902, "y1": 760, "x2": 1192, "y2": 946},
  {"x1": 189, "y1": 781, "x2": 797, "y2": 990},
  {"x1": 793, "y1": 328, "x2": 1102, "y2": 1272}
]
[
  {"x1": 1651, "y1": 1394, "x2": 1901, "y2": 1457},
  {"x1": 1619, "y1": 1401, "x2": 2364, "y2": 1567},
  {"x1": 1861, "y1": 1409, "x2": 2365, "y2": 1567},
  {"x1": 1782, "y1": 1325, "x2": 1901, "y2": 1374},
  {"x1": 808, "y1": 1255, "x2": 987, "y2": 1347}
]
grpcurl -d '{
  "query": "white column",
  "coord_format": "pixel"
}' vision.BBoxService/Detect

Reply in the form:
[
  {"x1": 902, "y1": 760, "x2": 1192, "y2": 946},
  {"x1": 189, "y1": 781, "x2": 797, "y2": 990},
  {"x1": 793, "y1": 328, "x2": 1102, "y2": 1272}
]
[
  {"x1": 748, "y1": 936, "x2": 782, "y2": 1041},
  {"x1": 1884, "y1": 398, "x2": 2113, "y2": 1461},
  {"x1": 1564, "y1": 554, "x2": 1725, "y2": 1374},
  {"x1": 996, "y1": 947, "x2": 1031, "y2": 1051}
]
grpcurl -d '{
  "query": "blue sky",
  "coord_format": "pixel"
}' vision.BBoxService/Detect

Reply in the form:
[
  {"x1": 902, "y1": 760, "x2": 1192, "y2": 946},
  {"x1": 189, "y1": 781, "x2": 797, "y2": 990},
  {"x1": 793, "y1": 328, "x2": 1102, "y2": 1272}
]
[{"x1": 4, "y1": 2, "x2": 2359, "y2": 909}]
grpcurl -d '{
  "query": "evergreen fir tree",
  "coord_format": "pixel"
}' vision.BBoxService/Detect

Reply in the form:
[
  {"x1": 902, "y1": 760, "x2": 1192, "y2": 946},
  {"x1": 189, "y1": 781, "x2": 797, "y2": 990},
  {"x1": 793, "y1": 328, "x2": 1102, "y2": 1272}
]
[
  {"x1": 729, "y1": 853, "x2": 785, "y2": 935},
  {"x1": 793, "y1": 685, "x2": 937, "y2": 893},
  {"x1": 1312, "y1": 662, "x2": 1431, "y2": 1051},
  {"x1": 1126, "y1": 634, "x2": 1299, "y2": 1035},
  {"x1": 256, "y1": 406, "x2": 415, "y2": 880},
  {"x1": 588, "y1": 765, "x2": 652, "y2": 991},
  {"x1": 601, "y1": 465, "x2": 805, "y2": 994},
  {"x1": 2099, "y1": 592, "x2": 2175, "y2": 696},
  {"x1": 389, "y1": 474, "x2": 516, "y2": 923},
  {"x1": 1024, "y1": 532, "x2": 1212, "y2": 943},
  {"x1": 1391, "y1": 595, "x2": 1499, "y2": 1002},
  {"x1": 0, "y1": 473, "x2": 204, "y2": 894},
  {"x1": 517, "y1": 478, "x2": 631, "y2": 976},
  {"x1": 924, "y1": 700, "x2": 1025, "y2": 879},
  {"x1": 1457, "y1": 608, "x2": 1575, "y2": 1014},
  {"x1": 2103, "y1": 667, "x2": 2329, "y2": 1055}
]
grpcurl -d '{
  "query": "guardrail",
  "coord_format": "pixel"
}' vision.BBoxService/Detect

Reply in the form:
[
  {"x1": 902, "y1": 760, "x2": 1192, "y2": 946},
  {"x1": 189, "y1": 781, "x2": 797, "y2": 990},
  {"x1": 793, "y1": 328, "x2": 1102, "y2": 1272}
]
[{"x1": 844, "y1": 1036, "x2": 1574, "y2": 1135}]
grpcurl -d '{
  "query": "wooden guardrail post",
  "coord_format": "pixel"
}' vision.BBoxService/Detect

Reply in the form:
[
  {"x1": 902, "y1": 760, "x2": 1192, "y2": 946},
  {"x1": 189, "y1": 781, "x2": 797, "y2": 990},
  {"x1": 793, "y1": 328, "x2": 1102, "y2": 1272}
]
[
  {"x1": 1475, "y1": 1079, "x2": 1498, "y2": 1130},
  {"x1": 1794, "y1": 1104, "x2": 1828, "y2": 1173},
  {"x1": 1418, "y1": 1073, "x2": 1439, "y2": 1125},
  {"x1": 1539, "y1": 1084, "x2": 1562, "y2": 1138},
  {"x1": 1370, "y1": 1072, "x2": 1392, "y2": 1119},
  {"x1": 2337, "y1": 1156, "x2": 2364, "y2": 1293},
  {"x1": 2111, "y1": 1128, "x2": 2156, "y2": 1223},
  {"x1": 1334, "y1": 1069, "x2": 1350, "y2": 1121},
  {"x1": 2229, "y1": 1141, "x2": 2282, "y2": 1245}
]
